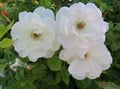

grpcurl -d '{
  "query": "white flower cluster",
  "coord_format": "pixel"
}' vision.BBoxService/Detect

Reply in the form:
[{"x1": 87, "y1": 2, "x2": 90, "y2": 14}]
[
  {"x1": 11, "y1": 2, "x2": 112, "y2": 80},
  {"x1": 57, "y1": 2, "x2": 112, "y2": 80}
]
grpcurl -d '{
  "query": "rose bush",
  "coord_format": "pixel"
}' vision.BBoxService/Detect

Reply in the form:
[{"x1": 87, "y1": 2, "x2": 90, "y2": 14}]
[{"x1": 0, "y1": 0, "x2": 120, "y2": 89}]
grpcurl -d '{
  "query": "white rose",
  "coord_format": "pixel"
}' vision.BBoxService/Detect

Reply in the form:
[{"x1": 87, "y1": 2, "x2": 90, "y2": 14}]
[
  {"x1": 59, "y1": 44, "x2": 112, "y2": 80},
  {"x1": 56, "y1": 2, "x2": 108, "y2": 49},
  {"x1": 11, "y1": 7, "x2": 60, "y2": 62}
]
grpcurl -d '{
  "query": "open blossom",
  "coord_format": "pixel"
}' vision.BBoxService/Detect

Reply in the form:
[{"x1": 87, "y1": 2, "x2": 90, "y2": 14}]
[
  {"x1": 11, "y1": 7, "x2": 60, "y2": 62},
  {"x1": 59, "y1": 44, "x2": 112, "y2": 80},
  {"x1": 56, "y1": 2, "x2": 108, "y2": 49}
]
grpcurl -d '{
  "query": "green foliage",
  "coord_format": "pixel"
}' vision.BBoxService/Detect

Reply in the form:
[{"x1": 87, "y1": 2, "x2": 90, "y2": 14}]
[
  {"x1": 39, "y1": 0, "x2": 51, "y2": 8},
  {"x1": 0, "y1": 21, "x2": 14, "y2": 39},
  {"x1": 100, "y1": 3, "x2": 113, "y2": 12},
  {"x1": 98, "y1": 81, "x2": 120, "y2": 89},
  {"x1": 55, "y1": 65, "x2": 70, "y2": 85},
  {"x1": 47, "y1": 56, "x2": 62, "y2": 71},
  {"x1": 75, "y1": 78, "x2": 92, "y2": 89},
  {"x1": 0, "y1": 38, "x2": 13, "y2": 48},
  {"x1": 0, "y1": 0, "x2": 120, "y2": 89},
  {"x1": 60, "y1": 66, "x2": 70, "y2": 85}
]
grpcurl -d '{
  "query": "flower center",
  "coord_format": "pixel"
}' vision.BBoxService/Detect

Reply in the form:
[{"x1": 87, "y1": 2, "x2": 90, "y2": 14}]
[
  {"x1": 84, "y1": 53, "x2": 89, "y2": 59},
  {"x1": 31, "y1": 30, "x2": 42, "y2": 40},
  {"x1": 32, "y1": 33, "x2": 40, "y2": 38},
  {"x1": 76, "y1": 22, "x2": 85, "y2": 30}
]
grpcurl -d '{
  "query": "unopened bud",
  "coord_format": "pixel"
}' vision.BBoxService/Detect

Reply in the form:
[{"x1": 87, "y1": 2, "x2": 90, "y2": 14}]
[
  {"x1": 0, "y1": 2, "x2": 3, "y2": 8},
  {"x1": 1, "y1": 11, "x2": 8, "y2": 17},
  {"x1": 27, "y1": 65, "x2": 32, "y2": 70}
]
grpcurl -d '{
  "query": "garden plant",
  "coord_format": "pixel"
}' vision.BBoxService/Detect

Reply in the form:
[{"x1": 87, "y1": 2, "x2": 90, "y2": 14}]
[{"x1": 0, "y1": 0, "x2": 120, "y2": 89}]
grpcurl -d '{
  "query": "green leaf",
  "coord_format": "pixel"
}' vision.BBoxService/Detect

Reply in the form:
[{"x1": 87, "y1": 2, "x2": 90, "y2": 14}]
[
  {"x1": 75, "y1": 78, "x2": 92, "y2": 89},
  {"x1": 0, "y1": 63, "x2": 7, "y2": 71},
  {"x1": 55, "y1": 66, "x2": 70, "y2": 85},
  {"x1": 4, "y1": 49, "x2": 16, "y2": 62},
  {"x1": 31, "y1": 64, "x2": 47, "y2": 80},
  {"x1": 0, "y1": 38, "x2": 13, "y2": 48},
  {"x1": 100, "y1": 3, "x2": 113, "y2": 12},
  {"x1": 0, "y1": 24, "x2": 6, "y2": 38},
  {"x1": 98, "y1": 81, "x2": 119, "y2": 89},
  {"x1": 89, "y1": 0, "x2": 101, "y2": 5},
  {"x1": 109, "y1": 22, "x2": 114, "y2": 31},
  {"x1": 55, "y1": 71, "x2": 61, "y2": 83},
  {"x1": 31, "y1": 0, "x2": 39, "y2": 5},
  {"x1": 16, "y1": 67, "x2": 26, "y2": 82},
  {"x1": 0, "y1": 63, "x2": 7, "y2": 77},
  {"x1": 106, "y1": 23, "x2": 120, "y2": 51},
  {"x1": 60, "y1": 66, "x2": 70, "y2": 85},
  {"x1": 111, "y1": 41, "x2": 120, "y2": 51},
  {"x1": 113, "y1": 23, "x2": 120, "y2": 31},
  {"x1": 47, "y1": 56, "x2": 62, "y2": 71},
  {"x1": 25, "y1": 83, "x2": 37, "y2": 89},
  {"x1": 0, "y1": 21, "x2": 14, "y2": 39},
  {"x1": 114, "y1": 60, "x2": 120, "y2": 69},
  {"x1": 39, "y1": 0, "x2": 51, "y2": 8}
]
